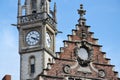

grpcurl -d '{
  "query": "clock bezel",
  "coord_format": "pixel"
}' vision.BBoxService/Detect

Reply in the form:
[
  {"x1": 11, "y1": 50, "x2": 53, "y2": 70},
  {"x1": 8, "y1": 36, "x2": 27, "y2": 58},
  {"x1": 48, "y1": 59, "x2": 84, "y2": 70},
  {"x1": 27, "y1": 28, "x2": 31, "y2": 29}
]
[{"x1": 25, "y1": 30, "x2": 40, "y2": 46}]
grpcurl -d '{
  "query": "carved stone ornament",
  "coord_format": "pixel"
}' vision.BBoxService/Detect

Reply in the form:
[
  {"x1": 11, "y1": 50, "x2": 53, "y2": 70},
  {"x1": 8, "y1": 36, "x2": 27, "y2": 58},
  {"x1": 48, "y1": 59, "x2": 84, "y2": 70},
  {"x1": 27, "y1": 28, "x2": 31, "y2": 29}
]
[
  {"x1": 74, "y1": 41, "x2": 93, "y2": 67},
  {"x1": 63, "y1": 65, "x2": 71, "y2": 74},
  {"x1": 80, "y1": 29, "x2": 88, "y2": 39},
  {"x1": 98, "y1": 70, "x2": 106, "y2": 78}
]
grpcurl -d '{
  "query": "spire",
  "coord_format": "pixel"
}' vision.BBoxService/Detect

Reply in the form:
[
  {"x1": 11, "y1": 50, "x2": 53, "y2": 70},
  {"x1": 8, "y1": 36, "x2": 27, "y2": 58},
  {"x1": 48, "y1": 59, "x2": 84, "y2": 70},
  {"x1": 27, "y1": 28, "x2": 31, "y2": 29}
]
[
  {"x1": 78, "y1": 4, "x2": 86, "y2": 26},
  {"x1": 17, "y1": 0, "x2": 22, "y2": 25},
  {"x1": 53, "y1": 2, "x2": 57, "y2": 23},
  {"x1": 18, "y1": 0, "x2": 21, "y2": 5},
  {"x1": 18, "y1": 0, "x2": 22, "y2": 17}
]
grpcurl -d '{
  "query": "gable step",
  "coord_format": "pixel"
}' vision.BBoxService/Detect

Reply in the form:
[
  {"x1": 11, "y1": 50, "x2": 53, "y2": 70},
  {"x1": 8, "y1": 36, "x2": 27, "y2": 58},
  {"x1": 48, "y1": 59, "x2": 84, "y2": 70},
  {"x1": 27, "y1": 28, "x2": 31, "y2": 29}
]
[{"x1": 94, "y1": 63, "x2": 115, "y2": 67}]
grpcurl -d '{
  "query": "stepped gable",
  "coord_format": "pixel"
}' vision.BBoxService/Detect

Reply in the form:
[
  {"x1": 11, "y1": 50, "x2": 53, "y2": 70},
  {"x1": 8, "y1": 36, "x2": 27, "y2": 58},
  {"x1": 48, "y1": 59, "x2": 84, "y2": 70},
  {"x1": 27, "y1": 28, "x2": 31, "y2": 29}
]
[{"x1": 39, "y1": 4, "x2": 119, "y2": 80}]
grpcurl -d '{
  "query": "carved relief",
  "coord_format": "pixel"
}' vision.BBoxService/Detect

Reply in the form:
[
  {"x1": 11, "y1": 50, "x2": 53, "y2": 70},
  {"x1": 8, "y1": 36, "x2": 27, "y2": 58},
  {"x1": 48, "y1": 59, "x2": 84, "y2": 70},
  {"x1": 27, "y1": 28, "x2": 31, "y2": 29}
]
[
  {"x1": 98, "y1": 70, "x2": 106, "y2": 78},
  {"x1": 74, "y1": 41, "x2": 93, "y2": 67},
  {"x1": 19, "y1": 13, "x2": 56, "y2": 27},
  {"x1": 80, "y1": 29, "x2": 88, "y2": 40},
  {"x1": 63, "y1": 65, "x2": 71, "y2": 74}
]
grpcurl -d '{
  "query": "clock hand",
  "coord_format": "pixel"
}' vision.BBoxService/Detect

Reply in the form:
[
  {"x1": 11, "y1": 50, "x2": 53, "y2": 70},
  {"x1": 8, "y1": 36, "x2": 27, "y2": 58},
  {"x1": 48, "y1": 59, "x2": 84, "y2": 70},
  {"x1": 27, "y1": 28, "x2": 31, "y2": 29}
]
[
  {"x1": 31, "y1": 37, "x2": 35, "y2": 40},
  {"x1": 31, "y1": 37, "x2": 39, "y2": 41}
]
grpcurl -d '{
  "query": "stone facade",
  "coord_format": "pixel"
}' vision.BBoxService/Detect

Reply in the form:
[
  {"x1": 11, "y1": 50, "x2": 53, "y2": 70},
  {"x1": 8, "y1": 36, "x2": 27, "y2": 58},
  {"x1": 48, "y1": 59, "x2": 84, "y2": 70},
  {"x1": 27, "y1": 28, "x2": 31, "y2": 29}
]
[
  {"x1": 20, "y1": 51, "x2": 44, "y2": 80},
  {"x1": 37, "y1": 4, "x2": 120, "y2": 80},
  {"x1": 16, "y1": 0, "x2": 119, "y2": 80}
]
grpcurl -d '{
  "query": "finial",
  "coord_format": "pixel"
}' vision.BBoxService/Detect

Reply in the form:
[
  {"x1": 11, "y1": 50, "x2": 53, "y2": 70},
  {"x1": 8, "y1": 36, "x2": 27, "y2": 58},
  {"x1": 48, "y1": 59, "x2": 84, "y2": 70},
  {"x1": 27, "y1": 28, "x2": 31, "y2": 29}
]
[
  {"x1": 78, "y1": 4, "x2": 86, "y2": 25},
  {"x1": 54, "y1": 2, "x2": 56, "y2": 12},
  {"x1": 54, "y1": 2, "x2": 57, "y2": 23},
  {"x1": 78, "y1": 4, "x2": 86, "y2": 19},
  {"x1": 18, "y1": 0, "x2": 21, "y2": 5},
  {"x1": 80, "y1": 4, "x2": 83, "y2": 9},
  {"x1": 17, "y1": 0, "x2": 22, "y2": 17}
]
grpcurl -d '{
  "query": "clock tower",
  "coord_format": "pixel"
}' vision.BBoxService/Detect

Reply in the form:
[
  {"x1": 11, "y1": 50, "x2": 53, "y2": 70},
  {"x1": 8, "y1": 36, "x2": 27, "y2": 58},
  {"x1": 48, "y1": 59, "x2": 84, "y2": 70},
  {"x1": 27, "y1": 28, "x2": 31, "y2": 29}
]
[{"x1": 17, "y1": 0, "x2": 57, "y2": 80}]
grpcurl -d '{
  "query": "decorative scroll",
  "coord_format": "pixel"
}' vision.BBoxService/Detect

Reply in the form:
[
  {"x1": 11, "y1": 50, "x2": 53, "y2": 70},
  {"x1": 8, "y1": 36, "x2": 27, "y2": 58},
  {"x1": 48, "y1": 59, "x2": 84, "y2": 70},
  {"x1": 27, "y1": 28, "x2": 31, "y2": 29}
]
[{"x1": 74, "y1": 41, "x2": 93, "y2": 67}]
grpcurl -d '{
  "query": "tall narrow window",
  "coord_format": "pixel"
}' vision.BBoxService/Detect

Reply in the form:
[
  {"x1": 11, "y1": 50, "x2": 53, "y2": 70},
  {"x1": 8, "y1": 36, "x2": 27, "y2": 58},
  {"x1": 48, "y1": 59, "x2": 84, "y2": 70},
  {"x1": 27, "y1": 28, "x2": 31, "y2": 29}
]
[
  {"x1": 31, "y1": 0, "x2": 37, "y2": 13},
  {"x1": 30, "y1": 56, "x2": 35, "y2": 73}
]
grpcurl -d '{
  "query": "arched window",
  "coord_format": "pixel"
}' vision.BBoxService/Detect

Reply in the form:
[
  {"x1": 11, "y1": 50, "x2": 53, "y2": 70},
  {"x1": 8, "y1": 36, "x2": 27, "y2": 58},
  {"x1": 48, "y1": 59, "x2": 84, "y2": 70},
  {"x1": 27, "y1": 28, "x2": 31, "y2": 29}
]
[{"x1": 30, "y1": 56, "x2": 35, "y2": 73}]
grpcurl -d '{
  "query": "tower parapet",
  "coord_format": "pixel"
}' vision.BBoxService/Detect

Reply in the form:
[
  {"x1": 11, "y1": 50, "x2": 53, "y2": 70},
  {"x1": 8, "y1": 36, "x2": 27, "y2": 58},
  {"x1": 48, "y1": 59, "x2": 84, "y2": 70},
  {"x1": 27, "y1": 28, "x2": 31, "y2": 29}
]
[{"x1": 17, "y1": 0, "x2": 57, "y2": 29}]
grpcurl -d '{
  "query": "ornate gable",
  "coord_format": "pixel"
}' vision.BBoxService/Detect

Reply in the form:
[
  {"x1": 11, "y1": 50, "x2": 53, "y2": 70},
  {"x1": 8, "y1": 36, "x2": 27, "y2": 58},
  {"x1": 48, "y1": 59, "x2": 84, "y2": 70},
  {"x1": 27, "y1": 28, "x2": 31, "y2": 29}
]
[{"x1": 38, "y1": 4, "x2": 119, "y2": 80}]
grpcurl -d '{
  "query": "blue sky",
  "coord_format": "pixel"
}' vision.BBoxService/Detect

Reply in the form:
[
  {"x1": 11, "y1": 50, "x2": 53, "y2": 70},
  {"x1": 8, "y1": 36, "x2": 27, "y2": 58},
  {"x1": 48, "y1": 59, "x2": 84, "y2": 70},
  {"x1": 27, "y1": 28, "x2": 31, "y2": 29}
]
[{"x1": 0, "y1": 0, "x2": 120, "y2": 80}]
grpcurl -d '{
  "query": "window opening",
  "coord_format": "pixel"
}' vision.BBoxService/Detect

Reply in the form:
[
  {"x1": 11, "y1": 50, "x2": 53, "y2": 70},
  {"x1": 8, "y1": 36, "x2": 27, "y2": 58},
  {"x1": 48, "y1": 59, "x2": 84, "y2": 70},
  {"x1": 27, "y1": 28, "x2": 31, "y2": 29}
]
[{"x1": 30, "y1": 56, "x2": 35, "y2": 73}]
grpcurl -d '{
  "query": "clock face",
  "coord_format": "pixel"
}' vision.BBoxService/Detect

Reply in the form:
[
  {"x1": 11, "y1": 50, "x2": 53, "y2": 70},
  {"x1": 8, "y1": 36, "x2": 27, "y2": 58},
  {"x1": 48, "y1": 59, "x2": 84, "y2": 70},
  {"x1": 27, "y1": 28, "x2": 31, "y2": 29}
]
[
  {"x1": 77, "y1": 48, "x2": 88, "y2": 60},
  {"x1": 46, "y1": 32, "x2": 51, "y2": 48},
  {"x1": 26, "y1": 31, "x2": 40, "y2": 46}
]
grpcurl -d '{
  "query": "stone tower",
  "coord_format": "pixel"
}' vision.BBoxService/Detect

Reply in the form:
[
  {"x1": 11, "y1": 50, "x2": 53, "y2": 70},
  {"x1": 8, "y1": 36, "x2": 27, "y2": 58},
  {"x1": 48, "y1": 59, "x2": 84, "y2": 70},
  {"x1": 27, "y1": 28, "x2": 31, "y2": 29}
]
[{"x1": 17, "y1": 0, "x2": 57, "y2": 80}]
